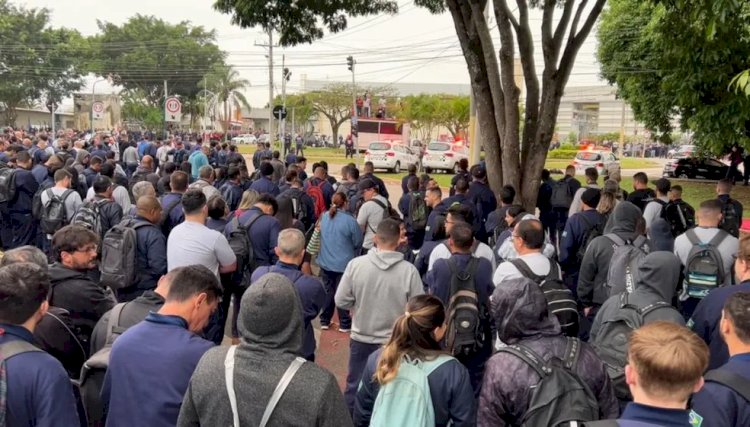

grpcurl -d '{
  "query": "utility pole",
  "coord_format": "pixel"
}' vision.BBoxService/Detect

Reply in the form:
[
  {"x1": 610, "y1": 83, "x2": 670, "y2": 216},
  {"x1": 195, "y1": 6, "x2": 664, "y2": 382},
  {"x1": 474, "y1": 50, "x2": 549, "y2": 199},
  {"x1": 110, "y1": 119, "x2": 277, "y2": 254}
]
[
  {"x1": 163, "y1": 80, "x2": 168, "y2": 139},
  {"x1": 268, "y1": 29, "x2": 274, "y2": 141},
  {"x1": 347, "y1": 55, "x2": 359, "y2": 167},
  {"x1": 282, "y1": 56, "x2": 291, "y2": 145}
]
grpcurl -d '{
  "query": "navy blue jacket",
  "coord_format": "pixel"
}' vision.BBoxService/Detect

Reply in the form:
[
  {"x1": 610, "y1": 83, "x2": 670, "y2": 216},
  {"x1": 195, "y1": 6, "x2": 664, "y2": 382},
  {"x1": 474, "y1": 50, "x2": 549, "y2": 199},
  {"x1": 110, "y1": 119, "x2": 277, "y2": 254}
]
[
  {"x1": 559, "y1": 209, "x2": 605, "y2": 274},
  {"x1": 285, "y1": 152, "x2": 297, "y2": 166},
  {"x1": 298, "y1": 169, "x2": 308, "y2": 182},
  {"x1": 689, "y1": 281, "x2": 750, "y2": 369},
  {"x1": 467, "y1": 181, "x2": 497, "y2": 224},
  {"x1": 0, "y1": 323, "x2": 80, "y2": 427},
  {"x1": 206, "y1": 218, "x2": 227, "y2": 232},
  {"x1": 160, "y1": 192, "x2": 185, "y2": 237},
  {"x1": 425, "y1": 253, "x2": 495, "y2": 392},
  {"x1": 442, "y1": 193, "x2": 481, "y2": 232},
  {"x1": 692, "y1": 353, "x2": 750, "y2": 427},
  {"x1": 132, "y1": 216, "x2": 167, "y2": 293},
  {"x1": 361, "y1": 172, "x2": 389, "y2": 200},
  {"x1": 31, "y1": 164, "x2": 48, "y2": 185},
  {"x1": 226, "y1": 207, "x2": 280, "y2": 267},
  {"x1": 279, "y1": 187, "x2": 315, "y2": 229},
  {"x1": 249, "y1": 176, "x2": 280, "y2": 197},
  {"x1": 90, "y1": 148, "x2": 109, "y2": 162},
  {"x1": 251, "y1": 262, "x2": 327, "y2": 360},
  {"x1": 9, "y1": 169, "x2": 38, "y2": 213},
  {"x1": 354, "y1": 348, "x2": 475, "y2": 427},
  {"x1": 450, "y1": 171, "x2": 471, "y2": 196},
  {"x1": 424, "y1": 202, "x2": 449, "y2": 242},
  {"x1": 306, "y1": 177, "x2": 334, "y2": 209},
  {"x1": 617, "y1": 402, "x2": 695, "y2": 427},
  {"x1": 485, "y1": 205, "x2": 512, "y2": 236},
  {"x1": 220, "y1": 181, "x2": 244, "y2": 212},
  {"x1": 401, "y1": 173, "x2": 417, "y2": 195},
  {"x1": 415, "y1": 240, "x2": 442, "y2": 277},
  {"x1": 82, "y1": 167, "x2": 98, "y2": 189}
]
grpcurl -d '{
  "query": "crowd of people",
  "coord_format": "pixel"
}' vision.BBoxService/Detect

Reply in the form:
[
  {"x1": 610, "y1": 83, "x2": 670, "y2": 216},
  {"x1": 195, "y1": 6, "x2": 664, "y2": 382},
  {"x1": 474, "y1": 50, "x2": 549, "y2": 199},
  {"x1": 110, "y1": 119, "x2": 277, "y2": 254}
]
[{"x1": 1, "y1": 126, "x2": 749, "y2": 427}]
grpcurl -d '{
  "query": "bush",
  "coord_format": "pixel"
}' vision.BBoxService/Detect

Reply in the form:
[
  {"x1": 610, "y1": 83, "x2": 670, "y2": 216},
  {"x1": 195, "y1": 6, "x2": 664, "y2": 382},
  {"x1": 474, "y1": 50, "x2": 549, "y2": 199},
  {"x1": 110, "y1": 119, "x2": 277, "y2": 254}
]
[
  {"x1": 559, "y1": 143, "x2": 577, "y2": 151},
  {"x1": 547, "y1": 149, "x2": 578, "y2": 159}
]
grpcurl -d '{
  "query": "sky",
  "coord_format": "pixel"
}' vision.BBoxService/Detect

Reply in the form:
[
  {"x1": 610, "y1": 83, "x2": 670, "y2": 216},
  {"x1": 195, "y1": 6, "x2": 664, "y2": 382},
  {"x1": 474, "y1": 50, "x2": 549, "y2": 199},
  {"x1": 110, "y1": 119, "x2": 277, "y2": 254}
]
[{"x1": 21, "y1": 0, "x2": 606, "y2": 107}]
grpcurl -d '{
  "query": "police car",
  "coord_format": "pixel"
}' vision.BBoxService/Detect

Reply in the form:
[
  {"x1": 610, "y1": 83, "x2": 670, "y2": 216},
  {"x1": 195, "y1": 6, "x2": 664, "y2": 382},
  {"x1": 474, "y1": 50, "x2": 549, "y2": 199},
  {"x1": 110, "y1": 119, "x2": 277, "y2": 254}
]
[
  {"x1": 364, "y1": 141, "x2": 420, "y2": 173},
  {"x1": 422, "y1": 141, "x2": 469, "y2": 173},
  {"x1": 573, "y1": 148, "x2": 620, "y2": 176}
]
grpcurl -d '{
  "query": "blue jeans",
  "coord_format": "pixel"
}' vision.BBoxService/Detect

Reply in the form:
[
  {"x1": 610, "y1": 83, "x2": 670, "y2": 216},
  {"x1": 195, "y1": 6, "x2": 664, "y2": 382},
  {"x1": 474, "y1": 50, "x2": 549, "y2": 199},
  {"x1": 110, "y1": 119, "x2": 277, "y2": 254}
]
[
  {"x1": 319, "y1": 268, "x2": 351, "y2": 329},
  {"x1": 345, "y1": 340, "x2": 380, "y2": 413}
]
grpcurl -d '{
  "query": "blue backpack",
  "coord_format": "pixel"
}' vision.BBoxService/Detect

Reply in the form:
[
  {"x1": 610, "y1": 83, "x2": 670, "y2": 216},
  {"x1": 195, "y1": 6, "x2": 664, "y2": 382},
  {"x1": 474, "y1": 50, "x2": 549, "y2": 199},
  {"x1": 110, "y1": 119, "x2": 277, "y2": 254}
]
[{"x1": 369, "y1": 355, "x2": 453, "y2": 427}]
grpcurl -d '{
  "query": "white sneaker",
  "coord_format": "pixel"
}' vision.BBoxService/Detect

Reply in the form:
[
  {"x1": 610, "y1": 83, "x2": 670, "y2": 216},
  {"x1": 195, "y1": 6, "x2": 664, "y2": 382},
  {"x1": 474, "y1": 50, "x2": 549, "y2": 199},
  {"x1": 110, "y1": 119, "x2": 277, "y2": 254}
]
[
  {"x1": 339, "y1": 328, "x2": 350, "y2": 333},
  {"x1": 321, "y1": 324, "x2": 330, "y2": 330}
]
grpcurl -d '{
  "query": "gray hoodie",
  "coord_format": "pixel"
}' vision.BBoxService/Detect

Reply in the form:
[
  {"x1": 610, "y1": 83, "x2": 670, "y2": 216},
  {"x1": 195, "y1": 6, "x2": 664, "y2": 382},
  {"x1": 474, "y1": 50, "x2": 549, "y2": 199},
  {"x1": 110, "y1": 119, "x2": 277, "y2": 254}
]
[
  {"x1": 335, "y1": 249, "x2": 424, "y2": 344},
  {"x1": 590, "y1": 251, "x2": 685, "y2": 341},
  {"x1": 177, "y1": 274, "x2": 351, "y2": 427},
  {"x1": 578, "y1": 201, "x2": 650, "y2": 307}
]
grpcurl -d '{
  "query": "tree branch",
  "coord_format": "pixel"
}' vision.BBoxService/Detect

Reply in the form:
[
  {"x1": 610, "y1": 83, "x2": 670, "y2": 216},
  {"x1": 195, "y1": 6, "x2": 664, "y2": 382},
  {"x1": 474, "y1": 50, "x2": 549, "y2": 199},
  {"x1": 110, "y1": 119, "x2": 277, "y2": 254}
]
[{"x1": 551, "y1": 0, "x2": 576, "y2": 65}]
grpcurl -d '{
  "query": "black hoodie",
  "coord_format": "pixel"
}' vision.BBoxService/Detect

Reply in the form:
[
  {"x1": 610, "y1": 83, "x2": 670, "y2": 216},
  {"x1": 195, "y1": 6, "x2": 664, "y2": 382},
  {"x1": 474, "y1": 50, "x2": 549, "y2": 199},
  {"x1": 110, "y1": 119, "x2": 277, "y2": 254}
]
[{"x1": 578, "y1": 201, "x2": 650, "y2": 307}]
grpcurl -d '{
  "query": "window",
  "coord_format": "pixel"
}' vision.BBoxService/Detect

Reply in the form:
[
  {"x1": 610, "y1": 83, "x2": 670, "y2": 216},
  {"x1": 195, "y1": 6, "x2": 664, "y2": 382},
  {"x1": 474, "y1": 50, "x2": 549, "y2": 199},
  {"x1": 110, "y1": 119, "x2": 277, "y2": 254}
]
[
  {"x1": 369, "y1": 142, "x2": 391, "y2": 151},
  {"x1": 428, "y1": 142, "x2": 451, "y2": 152},
  {"x1": 575, "y1": 152, "x2": 602, "y2": 161}
]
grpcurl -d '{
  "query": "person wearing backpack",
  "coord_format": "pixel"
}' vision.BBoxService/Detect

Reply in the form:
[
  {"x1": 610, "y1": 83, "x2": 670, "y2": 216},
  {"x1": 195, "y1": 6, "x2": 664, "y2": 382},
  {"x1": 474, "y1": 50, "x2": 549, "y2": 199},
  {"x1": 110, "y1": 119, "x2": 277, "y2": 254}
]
[
  {"x1": 663, "y1": 184, "x2": 696, "y2": 237},
  {"x1": 424, "y1": 222, "x2": 494, "y2": 394},
  {"x1": 467, "y1": 166, "x2": 497, "y2": 244},
  {"x1": 589, "y1": 252, "x2": 685, "y2": 407},
  {"x1": 560, "y1": 188, "x2": 605, "y2": 295},
  {"x1": 39, "y1": 168, "x2": 83, "y2": 239},
  {"x1": 305, "y1": 165, "x2": 334, "y2": 208},
  {"x1": 626, "y1": 172, "x2": 656, "y2": 212},
  {"x1": 278, "y1": 177, "x2": 315, "y2": 231},
  {"x1": 568, "y1": 167, "x2": 600, "y2": 217},
  {"x1": 642, "y1": 177, "x2": 671, "y2": 232},
  {"x1": 188, "y1": 165, "x2": 221, "y2": 202},
  {"x1": 587, "y1": 322, "x2": 708, "y2": 427},
  {"x1": 675, "y1": 199, "x2": 738, "y2": 318},
  {"x1": 7, "y1": 150, "x2": 39, "y2": 248},
  {"x1": 355, "y1": 295, "x2": 475, "y2": 427},
  {"x1": 335, "y1": 219, "x2": 424, "y2": 412},
  {"x1": 356, "y1": 179, "x2": 393, "y2": 253},
  {"x1": 225, "y1": 194, "x2": 281, "y2": 269},
  {"x1": 442, "y1": 178, "x2": 482, "y2": 235},
  {"x1": 485, "y1": 185, "x2": 516, "y2": 246},
  {"x1": 398, "y1": 176, "x2": 427, "y2": 250},
  {"x1": 578, "y1": 201, "x2": 648, "y2": 323},
  {"x1": 249, "y1": 162, "x2": 280, "y2": 197},
  {"x1": 478, "y1": 277, "x2": 618, "y2": 426},
  {"x1": 362, "y1": 161, "x2": 389, "y2": 200},
  {"x1": 716, "y1": 178, "x2": 743, "y2": 238},
  {"x1": 220, "y1": 166, "x2": 244, "y2": 212},
  {"x1": 177, "y1": 273, "x2": 351, "y2": 427},
  {"x1": 550, "y1": 165, "x2": 581, "y2": 245},
  {"x1": 0, "y1": 262, "x2": 81, "y2": 427},
  {"x1": 72, "y1": 176, "x2": 123, "y2": 242},
  {"x1": 691, "y1": 292, "x2": 750, "y2": 427},
  {"x1": 428, "y1": 203, "x2": 496, "y2": 271},
  {"x1": 101, "y1": 265, "x2": 219, "y2": 427},
  {"x1": 251, "y1": 229, "x2": 327, "y2": 362},
  {"x1": 86, "y1": 162, "x2": 132, "y2": 214},
  {"x1": 160, "y1": 170, "x2": 188, "y2": 237}
]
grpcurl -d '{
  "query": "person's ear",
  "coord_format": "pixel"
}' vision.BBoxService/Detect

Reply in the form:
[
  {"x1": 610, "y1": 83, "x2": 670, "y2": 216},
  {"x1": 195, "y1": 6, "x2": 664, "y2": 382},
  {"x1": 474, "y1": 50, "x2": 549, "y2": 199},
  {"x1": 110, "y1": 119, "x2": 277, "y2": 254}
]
[
  {"x1": 38, "y1": 300, "x2": 49, "y2": 319},
  {"x1": 274, "y1": 246, "x2": 281, "y2": 258},
  {"x1": 194, "y1": 292, "x2": 208, "y2": 309},
  {"x1": 625, "y1": 364, "x2": 637, "y2": 387},
  {"x1": 693, "y1": 377, "x2": 705, "y2": 393}
]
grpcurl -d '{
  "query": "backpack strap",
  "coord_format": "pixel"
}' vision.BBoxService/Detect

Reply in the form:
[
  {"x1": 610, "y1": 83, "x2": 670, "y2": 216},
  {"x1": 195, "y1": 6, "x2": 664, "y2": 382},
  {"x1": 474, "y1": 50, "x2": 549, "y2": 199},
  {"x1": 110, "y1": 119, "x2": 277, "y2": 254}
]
[
  {"x1": 241, "y1": 212, "x2": 266, "y2": 231},
  {"x1": 632, "y1": 234, "x2": 647, "y2": 250},
  {"x1": 605, "y1": 233, "x2": 626, "y2": 247},
  {"x1": 704, "y1": 369, "x2": 750, "y2": 402},
  {"x1": 224, "y1": 345, "x2": 240, "y2": 427},
  {"x1": 561, "y1": 337, "x2": 582, "y2": 371},
  {"x1": 0, "y1": 339, "x2": 43, "y2": 360},
  {"x1": 162, "y1": 198, "x2": 182, "y2": 221},
  {"x1": 708, "y1": 229, "x2": 729, "y2": 248},
  {"x1": 510, "y1": 258, "x2": 547, "y2": 283},
  {"x1": 44, "y1": 309, "x2": 86, "y2": 360},
  {"x1": 420, "y1": 354, "x2": 454, "y2": 375},
  {"x1": 106, "y1": 303, "x2": 128, "y2": 345},
  {"x1": 260, "y1": 357, "x2": 306, "y2": 427},
  {"x1": 497, "y1": 344, "x2": 549, "y2": 378}
]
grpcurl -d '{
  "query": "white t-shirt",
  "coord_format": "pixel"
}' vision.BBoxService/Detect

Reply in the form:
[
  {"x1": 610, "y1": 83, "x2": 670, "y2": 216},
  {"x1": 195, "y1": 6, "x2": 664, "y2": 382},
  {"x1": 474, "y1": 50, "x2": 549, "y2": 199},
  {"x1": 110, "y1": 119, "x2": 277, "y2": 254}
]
[
  {"x1": 642, "y1": 196, "x2": 669, "y2": 231},
  {"x1": 167, "y1": 221, "x2": 236, "y2": 277},
  {"x1": 357, "y1": 195, "x2": 390, "y2": 250},
  {"x1": 86, "y1": 185, "x2": 132, "y2": 214},
  {"x1": 493, "y1": 252, "x2": 561, "y2": 286},
  {"x1": 428, "y1": 241, "x2": 496, "y2": 271}
]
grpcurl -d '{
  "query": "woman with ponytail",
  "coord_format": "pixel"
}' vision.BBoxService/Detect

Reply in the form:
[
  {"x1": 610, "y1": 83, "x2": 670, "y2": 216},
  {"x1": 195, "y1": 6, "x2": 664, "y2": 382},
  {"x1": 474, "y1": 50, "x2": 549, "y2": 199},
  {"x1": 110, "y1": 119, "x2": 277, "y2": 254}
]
[
  {"x1": 316, "y1": 191, "x2": 363, "y2": 332},
  {"x1": 354, "y1": 295, "x2": 475, "y2": 427}
]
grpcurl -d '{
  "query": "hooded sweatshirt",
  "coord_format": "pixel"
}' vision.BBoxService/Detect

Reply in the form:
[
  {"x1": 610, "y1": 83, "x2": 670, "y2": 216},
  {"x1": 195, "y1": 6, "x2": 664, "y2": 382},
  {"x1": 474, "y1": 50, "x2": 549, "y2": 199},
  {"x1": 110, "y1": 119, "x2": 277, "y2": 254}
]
[
  {"x1": 477, "y1": 278, "x2": 619, "y2": 426},
  {"x1": 578, "y1": 201, "x2": 650, "y2": 307},
  {"x1": 177, "y1": 274, "x2": 351, "y2": 427},
  {"x1": 72, "y1": 148, "x2": 90, "y2": 174},
  {"x1": 590, "y1": 252, "x2": 685, "y2": 342},
  {"x1": 335, "y1": 249, "x2": 424, "y2": 344}
]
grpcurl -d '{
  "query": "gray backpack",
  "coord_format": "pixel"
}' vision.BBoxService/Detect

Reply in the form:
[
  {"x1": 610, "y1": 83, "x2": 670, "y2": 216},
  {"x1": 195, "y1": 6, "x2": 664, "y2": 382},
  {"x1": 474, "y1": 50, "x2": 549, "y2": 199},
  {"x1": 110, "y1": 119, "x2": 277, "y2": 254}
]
[
  {"x1": 605, "y1": 234, "x2": 648, "y2": 297},
  {"x1": 498, "y1": 338, "x2": 600, "y2": 426},
  {"x1": 591, "y1": 293, "x2": 673, "y2": 403},
  {"x1": 100, "y1": 218, "x2": 149, "y2": 291},
  {"x1": 684, "y1": 229, "x2": 728, "y2": 299},
  {"x1": 40, "y1": 189, "x2": 74, "y2": 235}
]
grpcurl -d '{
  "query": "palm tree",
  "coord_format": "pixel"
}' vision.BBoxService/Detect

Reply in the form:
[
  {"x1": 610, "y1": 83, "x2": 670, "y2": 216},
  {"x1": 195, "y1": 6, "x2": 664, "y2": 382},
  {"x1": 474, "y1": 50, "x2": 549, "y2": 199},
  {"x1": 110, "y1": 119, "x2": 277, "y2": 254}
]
[{"x1": 200, "y1": 64, "x2": 251, "y2": 137}]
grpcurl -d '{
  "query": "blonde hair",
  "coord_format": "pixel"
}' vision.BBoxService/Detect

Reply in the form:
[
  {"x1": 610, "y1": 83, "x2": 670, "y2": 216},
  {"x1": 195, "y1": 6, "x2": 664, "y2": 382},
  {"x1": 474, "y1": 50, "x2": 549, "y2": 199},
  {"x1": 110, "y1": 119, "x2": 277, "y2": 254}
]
[
  {"x1": 628, "y1": 321, "x2": 708, "y2": 400},
  {"x1": 237, "y1": 189, "x2": 260, "y2": 210},
  {"x1": 375, "y1": 295, "x2": 446, "y2": 385},
  {"x1": 597, "y1": 191, "x2": 617, "y2": 216}
]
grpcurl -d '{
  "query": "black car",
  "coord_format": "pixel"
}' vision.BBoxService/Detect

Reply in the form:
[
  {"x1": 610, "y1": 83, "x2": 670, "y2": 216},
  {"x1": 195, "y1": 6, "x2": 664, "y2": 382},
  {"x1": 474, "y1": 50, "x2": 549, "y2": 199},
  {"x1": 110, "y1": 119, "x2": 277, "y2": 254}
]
[{"x1": 663, "y1": 157, "x2": 741, "y2": 181}]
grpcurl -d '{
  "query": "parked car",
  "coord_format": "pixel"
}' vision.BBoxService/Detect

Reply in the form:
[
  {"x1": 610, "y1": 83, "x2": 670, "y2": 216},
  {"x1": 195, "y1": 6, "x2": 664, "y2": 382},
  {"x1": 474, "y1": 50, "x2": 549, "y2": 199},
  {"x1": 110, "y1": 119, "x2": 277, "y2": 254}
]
[
  {"x1": 663, "y1": 157, "x2": 740, "y2": 181},
  {"x1": 364, "y1": 141, "x2": 420, "y2": 173},
  {"x1": 231, "y1": 134, "x2": 257, "y2": 144},
  {"x1": 422, "y1": 141, "x2": 469, "y2": 173},
  {"x1": 572, "y1": 149, "x2": 620, "y2": 176}
]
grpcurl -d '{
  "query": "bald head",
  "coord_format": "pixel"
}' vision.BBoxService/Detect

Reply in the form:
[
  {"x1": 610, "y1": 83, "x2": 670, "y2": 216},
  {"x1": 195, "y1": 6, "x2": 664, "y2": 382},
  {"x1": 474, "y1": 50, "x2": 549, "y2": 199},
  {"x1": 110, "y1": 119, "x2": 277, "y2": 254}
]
[
  {"x1": 141, "y1": 155, "x2": 154, "y2": 169},
  {"x1": 137, "y1": 195, "x2": 162, "y2": 224}
]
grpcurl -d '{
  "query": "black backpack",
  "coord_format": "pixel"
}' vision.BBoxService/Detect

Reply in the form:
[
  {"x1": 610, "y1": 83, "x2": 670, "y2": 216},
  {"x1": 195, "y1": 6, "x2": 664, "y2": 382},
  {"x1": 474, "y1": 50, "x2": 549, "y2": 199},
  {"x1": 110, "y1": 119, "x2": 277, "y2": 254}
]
[
  {"x1": 40, "y1": 188, "x2": 75, "y2": 235},
  {"x1": 576, "y1": 214, "x2": 604, "y2": 265},
  {"x1": 551, "y1": 176, "x2": 574, "y2": 209},
  {"x1": 100, "y1": 219, "x2": 149, "y2": 291},
  {"x1": 282, "y1": 191, "x2": 307, "y2": 225},
  {"x1": 407, "y1": 192, "x2": 428, "y2": 231},
  {"x1": 511, "y1": 259, "x2": 579, "y2": 337},
  {"x1": 498, "y1": 337, "x2": 600, "y2": 426},
  {"x1": 79, "y1": 303, "x2": 129, "y2": 427},
  {"x1": 371, "y1": 198, "x2": 402, "y2": 225},
  {"x1": 591, "y1": 293, "x2": 673, "y2": 402},
  {"x1": 445, "y1": 257, "x2": 486, "y2": 356},
  {"x1": 703, "y1": 369, "x2": 750, "y2": 402},
  {"x1": 684, "y1": 229, "x2": 728, "y2": 299},
  {"x1": 0, "y1": 162, "x2": 16, "y2": 204},
  {"x1": 719, "y1": 198, "x2": 740, "y2": 238},
  {"x1": 32, "y1": 182, "x2": 54, "y2": 220},
  {"x1": 662, "y1": 199, "x2": 695, "y2": 237},
  {"x1": 227, "y1": 213, "x2": 264, "y2": 288}
]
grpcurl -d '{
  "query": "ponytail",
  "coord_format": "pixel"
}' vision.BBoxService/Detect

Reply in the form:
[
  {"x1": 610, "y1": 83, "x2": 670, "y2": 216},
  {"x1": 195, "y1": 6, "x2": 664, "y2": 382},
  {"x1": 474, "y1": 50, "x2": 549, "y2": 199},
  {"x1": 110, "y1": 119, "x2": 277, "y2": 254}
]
[
  {"x1": 374, "y1": 295, "x2": 446, "y2": 385},
  {"x1": 329, "y1": 192, "x2": 347, "y2": 219}
]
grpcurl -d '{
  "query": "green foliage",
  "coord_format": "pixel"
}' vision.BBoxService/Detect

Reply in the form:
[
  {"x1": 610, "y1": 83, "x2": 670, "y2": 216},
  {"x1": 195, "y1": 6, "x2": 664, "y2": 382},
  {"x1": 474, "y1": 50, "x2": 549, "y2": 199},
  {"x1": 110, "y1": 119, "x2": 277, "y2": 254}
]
[
  {"x1": 89, "y1": 15, "x2": 225, "y2": 106},
  {"x1": 121, "y1": 89, "x2": 163, "y2": 130},
  {"x1": 598, "y1": 0, "x2": 750, "y2": 153},
  {"x1": 0, "y1": 0, "x2": 86, "y2": 126},
  {"x1": 200, "y1": 64, "x2": 251, "y2": 132},
  {"x1": 397, "y1": 94, "x2": 470, "y2": 141},
  {"x1": 213, "y1": 0, "x2": 399, "y2": 46},
  {"x1": 566, "y1": 132, "x2": 578, "y2": 145},
  {"x1": 731, "y1": 70, "x2": 750, "y2": 96},
  {"x1": 276, "y1": 93, "x2": 317, "y2": 136},
  {"x1": 547, "y1": 149, "x2": 579, "y2": 160}
]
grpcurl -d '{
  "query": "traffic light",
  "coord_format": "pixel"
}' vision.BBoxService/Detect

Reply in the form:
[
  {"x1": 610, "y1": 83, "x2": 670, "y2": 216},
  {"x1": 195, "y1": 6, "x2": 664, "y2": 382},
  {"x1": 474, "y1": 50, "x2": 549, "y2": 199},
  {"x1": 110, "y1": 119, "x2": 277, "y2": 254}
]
[{"x1": 347, "y1": 56, "x2": 354, "y2": 72}]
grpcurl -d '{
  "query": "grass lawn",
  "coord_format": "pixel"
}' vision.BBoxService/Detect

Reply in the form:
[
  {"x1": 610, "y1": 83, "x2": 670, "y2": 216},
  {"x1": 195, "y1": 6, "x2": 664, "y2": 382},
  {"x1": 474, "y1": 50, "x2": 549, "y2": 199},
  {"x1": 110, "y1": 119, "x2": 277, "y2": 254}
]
[{"x1": 237, "y1": 145, "x2": 347, "y2": 163}]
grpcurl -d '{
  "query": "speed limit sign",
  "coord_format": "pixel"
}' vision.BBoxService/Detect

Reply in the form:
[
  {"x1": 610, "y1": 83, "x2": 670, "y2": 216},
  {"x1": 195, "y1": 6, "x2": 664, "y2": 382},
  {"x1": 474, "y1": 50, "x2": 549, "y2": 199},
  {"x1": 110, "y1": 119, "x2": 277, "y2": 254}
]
[
  {"x1": 92, "y1": 101, "x2": 105, "y2": 120},
  {"x1": 165, "y1": 97, "x2": 182, "y2": 122}
]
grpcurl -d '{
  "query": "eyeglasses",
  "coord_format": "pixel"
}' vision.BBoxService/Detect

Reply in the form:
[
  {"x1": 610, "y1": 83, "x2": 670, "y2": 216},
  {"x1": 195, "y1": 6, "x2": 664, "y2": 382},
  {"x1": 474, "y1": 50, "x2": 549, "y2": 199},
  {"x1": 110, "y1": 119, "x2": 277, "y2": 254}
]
[{"x1": 74, "y1": 246, "x2": 98, "y2": 254}]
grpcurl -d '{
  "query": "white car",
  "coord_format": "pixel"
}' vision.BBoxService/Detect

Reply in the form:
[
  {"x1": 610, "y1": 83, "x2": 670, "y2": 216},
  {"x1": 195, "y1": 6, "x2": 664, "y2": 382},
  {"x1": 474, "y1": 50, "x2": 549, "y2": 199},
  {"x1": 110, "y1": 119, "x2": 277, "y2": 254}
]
[
  {"x1": 231, "y1": 134, "x2": 257, "y2": 144},
  {"x1": 573, "y1": 149, "x2": 620, "y2": 176},
  {"x1": 364, "y1": 141, "x2": 420, "y2": 173},
  {"x1": 667, "y1": 144, "x2": 696, "y2": 159},
  {"x1": 422, "y1": 141, "x2": 469, "y2": 173}
]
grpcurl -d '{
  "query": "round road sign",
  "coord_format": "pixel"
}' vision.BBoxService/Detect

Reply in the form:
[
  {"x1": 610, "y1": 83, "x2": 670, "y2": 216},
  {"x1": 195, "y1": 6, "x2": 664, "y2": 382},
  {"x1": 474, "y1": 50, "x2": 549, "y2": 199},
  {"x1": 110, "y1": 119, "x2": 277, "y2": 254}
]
[
  {"x1": 166, "y1": 98, "x2": 181, "y2": 113},
  {"x1": 92, "y1": 102, "x2": 104, "y2": 113}
]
